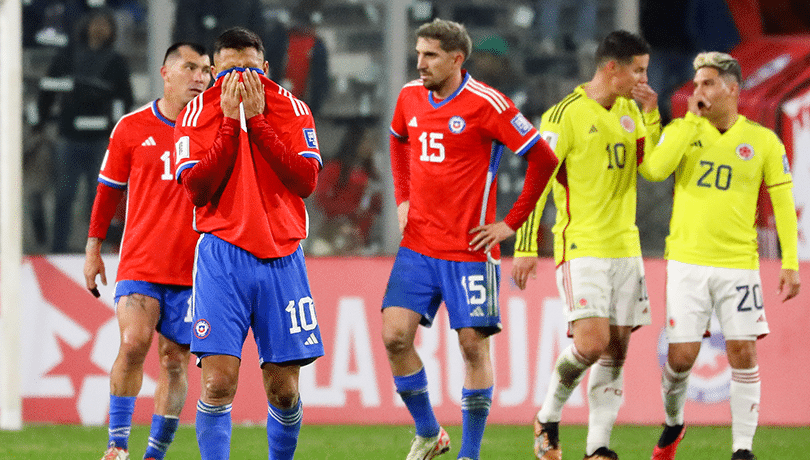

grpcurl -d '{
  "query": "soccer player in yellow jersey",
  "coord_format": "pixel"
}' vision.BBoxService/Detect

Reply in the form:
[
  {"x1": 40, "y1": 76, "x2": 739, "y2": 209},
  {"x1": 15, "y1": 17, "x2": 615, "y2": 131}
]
[
  {"x1": 512, "y1": 31, "x2": 660, "y2": 460},
  {"x1": 643, "y1": 52, "x2": 800, "y2": 460}
]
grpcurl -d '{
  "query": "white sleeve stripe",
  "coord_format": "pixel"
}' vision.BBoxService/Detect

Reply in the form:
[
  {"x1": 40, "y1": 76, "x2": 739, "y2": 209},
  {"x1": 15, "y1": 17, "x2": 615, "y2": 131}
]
[
  {"x1": 182, "y1": 94, "x2": 203, "y2": 127},
  {"x1": 390, "y1": 127, "x2": 406, "y2": 138},
  {"x1": 278, "y1": 86, "x2": 311, "y2": 117},
  {"x1": 300, "y1": 151, "x2": 323, "y2": 166},
  {"x1": 297, "y1": 99, "x2": 308, "y2": 116},
  {"x1": 98, "y1": 175, "x2": 127, "y2": 188},
  {"x1": 465, "y1": 85, "x2": 507, "y2": 114},
  {"x1": 514, "y1": 132, "x2": 541, "y2": 155},
  {"x1": 181, "y1": 96, "x2": 193, "y2": 126},
  {"x1": 468, "y1": 80, "x2": 509, "y2": 110},
  {"x1": 191, "y1": 92, "x2": 204, "y2": 126},
  {"x1": 174, "y1": 160, "x2": 198, "y2": 180}
]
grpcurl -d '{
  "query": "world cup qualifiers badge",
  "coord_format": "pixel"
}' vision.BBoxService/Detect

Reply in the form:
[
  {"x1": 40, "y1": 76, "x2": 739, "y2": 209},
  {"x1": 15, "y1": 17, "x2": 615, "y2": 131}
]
[
  {"x1": 510, "y1": 113, "x2": 532, "y2": 136},
  {"x1": 303, "y1": 128, "x2": 319, "y2": 149},
  {"x1": 449, "y1": 116, "x2": 466, "y2": 134}
]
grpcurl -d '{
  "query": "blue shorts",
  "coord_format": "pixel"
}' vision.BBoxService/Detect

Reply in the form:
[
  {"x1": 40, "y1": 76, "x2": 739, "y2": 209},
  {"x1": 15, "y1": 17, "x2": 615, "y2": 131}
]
[
  {"x1": 191, "y1": 234, "x2": 324, "y2": 365},
  {"x1": 114, "y1": 280, "x2": 192, "y2": 346},
  {"x1": 382, "y1": 247, "x2": 502, "y2": 335}
]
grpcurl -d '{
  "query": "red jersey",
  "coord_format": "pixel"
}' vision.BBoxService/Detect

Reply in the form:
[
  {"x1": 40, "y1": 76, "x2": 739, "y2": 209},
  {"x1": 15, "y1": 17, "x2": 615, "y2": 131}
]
[
  {"x1": 98, "y1": 100, "x2": 198, "y2": 285},
  {"x1": 390, "y1": 72, "x2": 541, "y2": 262},
  {"x1": 174, "y1": 71, "x2": 322, "y2": 259}
]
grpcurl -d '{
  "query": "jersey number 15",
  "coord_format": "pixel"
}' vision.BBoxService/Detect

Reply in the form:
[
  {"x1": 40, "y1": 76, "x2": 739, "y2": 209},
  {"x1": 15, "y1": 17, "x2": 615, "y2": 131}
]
[{"x1": 419, "y1": 132, "x2": 445, "y2": 163}]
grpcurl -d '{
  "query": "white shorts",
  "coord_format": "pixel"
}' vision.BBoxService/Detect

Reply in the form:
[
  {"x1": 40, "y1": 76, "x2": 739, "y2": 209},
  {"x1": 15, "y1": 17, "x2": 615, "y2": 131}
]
[
  {"x1": 665, "y1": 260, "x2": 769, "y2": 343},
  {"x1": 555, "y1": 256, "x2": 651, "y2": 327}
]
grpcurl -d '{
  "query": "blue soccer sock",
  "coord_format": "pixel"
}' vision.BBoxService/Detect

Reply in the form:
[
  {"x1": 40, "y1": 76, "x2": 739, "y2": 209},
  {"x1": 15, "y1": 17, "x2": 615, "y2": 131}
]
[
  {"x1": 458, "y1": 386, "x2": 493, "y2": 460},
  {"x1": 143, "y1": 414, "x2": 179, "y2": 459},
  {"x1": 394, "y1": 367, "x2": 440, "y2": 438},
  {"x1": 267, "y1": 399, "x2": 302, "y2": 460},
  {"x1": 107, "y1": 395, "x2": 136, "y2": 450},
  {"x1": 196, "y1": 400, "x2": 232, "y2": 460}
]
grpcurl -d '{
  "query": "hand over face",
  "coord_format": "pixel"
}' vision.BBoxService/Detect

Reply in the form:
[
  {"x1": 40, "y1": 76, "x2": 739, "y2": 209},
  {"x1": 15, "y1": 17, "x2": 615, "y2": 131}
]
[
  {"x1": 240, "y1": 69, "x2": 265, "y2": 119},
  {"x1": 632, "y1": 82, "x2": 658, "y2": 113},
  {"x1": 220, "y1": 71, "x2": 241, "y2": 120}
]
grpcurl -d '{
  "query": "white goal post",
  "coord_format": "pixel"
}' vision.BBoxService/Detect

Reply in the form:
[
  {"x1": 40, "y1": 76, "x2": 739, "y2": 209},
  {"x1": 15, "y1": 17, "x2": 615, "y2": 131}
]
[{"x1": 0, "y1": 0, "x2": 24, "y2": 431}]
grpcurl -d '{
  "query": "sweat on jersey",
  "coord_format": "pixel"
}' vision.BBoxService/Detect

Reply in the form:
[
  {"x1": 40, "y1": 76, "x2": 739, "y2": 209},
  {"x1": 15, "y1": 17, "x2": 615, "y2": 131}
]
[
  {"x1": 91, "y1": 100, "x2": 198, "y2": 285},
  {"x1": 639, "y1": 112, "x2": 798, "y2": 271},
  {"x1": 390, "y1": 71, "x2": 543, "y2": 262},
  {"x1": 515, "y1": 84, "x2": 661, "y2": 265},
  {"x1": 174, "y1": 69, "x2": 323, "y2": 259}
]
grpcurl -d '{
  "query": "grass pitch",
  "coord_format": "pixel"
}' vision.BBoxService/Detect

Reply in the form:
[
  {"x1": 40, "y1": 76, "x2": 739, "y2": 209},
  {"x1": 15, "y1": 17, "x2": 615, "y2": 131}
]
[{"x1": 0, "y1": 424, "x2": 806, "y2": 459}]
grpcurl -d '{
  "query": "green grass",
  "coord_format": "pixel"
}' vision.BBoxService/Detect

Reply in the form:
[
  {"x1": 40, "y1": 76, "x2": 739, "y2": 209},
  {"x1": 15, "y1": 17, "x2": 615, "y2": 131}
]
[{"x1": 0, "y1": 424, "x2": 807, "y2": 459}]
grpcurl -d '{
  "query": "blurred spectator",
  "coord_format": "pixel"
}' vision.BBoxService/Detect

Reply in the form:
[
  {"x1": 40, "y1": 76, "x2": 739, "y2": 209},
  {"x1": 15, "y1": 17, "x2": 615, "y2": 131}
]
[
  {"x1": 641, "y1": 0, "x2": 696, "y2": 125},
  {"x1": 35, "y1": 7, "x2": 133, "y2": 253},
  {"x1": 280, "y1": 0, "x2": 330, "y2": 115},
  {"x1": 23, "y1": 0, "x2": 84, "y2": 48},
  {"x1": 23, "y1": 0, "x2": 142, "y2": 48},
  {"x1": 687, "y1": 0, "x2": 741, "y2": 53},
  {"x1": 642, "y1": 0, "x2": 741, "y2": 124},
  {"x1": 312, "y1": 122, "x2": 382, "y2": 255},
  {"x1": 533, "y1": 0, "x2": 599, "y2": 55},
  {"x1": 172, "y1": 0, "x2": 288, "y2": 80}
]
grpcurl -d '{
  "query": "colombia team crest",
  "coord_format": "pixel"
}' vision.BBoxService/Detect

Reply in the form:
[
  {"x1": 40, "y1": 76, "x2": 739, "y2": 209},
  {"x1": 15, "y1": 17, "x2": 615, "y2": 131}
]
[
  {"x1": 620, "y1": 115, "x2": 636, "y2": 133},
  {"x1": 736, "y1": 143, "x2": 755, "y2": 160},
  {"x1": 448, "y1": 116, "x2": 466, "y2": 133}
]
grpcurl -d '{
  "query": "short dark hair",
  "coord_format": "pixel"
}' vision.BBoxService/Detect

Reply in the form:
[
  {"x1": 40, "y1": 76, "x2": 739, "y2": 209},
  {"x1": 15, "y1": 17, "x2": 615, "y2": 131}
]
[
  {"x1": 595, "y1": 30, "x2": 651, "y2": 67},
  {"x1": 214, "y1": 27, "x2": 265, "y2": 59},
  {"x1": 163, "y1": 42, "x2": 207, "y2": 65},
  {"x1": 416, "y1": 18, "x2": 472, "y2": 61}
]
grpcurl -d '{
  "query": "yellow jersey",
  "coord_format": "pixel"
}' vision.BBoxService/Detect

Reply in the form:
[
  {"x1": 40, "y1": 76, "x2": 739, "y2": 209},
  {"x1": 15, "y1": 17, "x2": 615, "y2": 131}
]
[
  {"x1": 640, "y1": 112, "x2": 798, "y2": 270},
  {"x1": 515, "y1": 84, "x2": 660, "y2": 264}
]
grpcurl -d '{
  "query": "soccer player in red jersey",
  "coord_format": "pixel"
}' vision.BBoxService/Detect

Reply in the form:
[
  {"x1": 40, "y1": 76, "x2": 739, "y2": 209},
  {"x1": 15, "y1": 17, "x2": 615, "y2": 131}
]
[
  {"x1": 173, "y1": 27, "x2": 324, "y2": 460},
  {"x1": 381, "y1": 18, "x2": 559, "y2": 460},
  {"x1": 84, "y1": 43, "x2": 211, "y2": 460}
]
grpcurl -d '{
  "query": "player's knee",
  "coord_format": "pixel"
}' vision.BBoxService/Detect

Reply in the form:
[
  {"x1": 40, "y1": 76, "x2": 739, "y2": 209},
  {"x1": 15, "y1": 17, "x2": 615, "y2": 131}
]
[
  {"x1": 160, "y1": 349, "x2": 188, "y2": 378},
  {"x1": 667, "y1": 354, "x2": 695, "y2": 373},
  {"x1": 382, "y1": 328, "x2": 413, "y2": 356},
  {"x1": 575, "y1": 340, "x2": 608, "y2": 363},
  {"x1": 201, "y1": 371, "x2": 238, "y2": 402},
  {"x1": 268, "y1": 391, "x2": 300, "y2": 410},
  {"x1": 119, "y1": 334, "x2": 151, "y2": 365},
  {"x1": 457, "y1": 336, "x2": 488, "y2": 366},
  {"x1": 726, "y1": 341, "x2": 757, "y2": 369}
]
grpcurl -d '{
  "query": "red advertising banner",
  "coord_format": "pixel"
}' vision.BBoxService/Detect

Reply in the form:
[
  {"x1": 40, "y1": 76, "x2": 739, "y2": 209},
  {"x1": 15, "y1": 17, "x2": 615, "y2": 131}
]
[{"x1": 8, "y1": 256, "x2": 810, "y2": 426}]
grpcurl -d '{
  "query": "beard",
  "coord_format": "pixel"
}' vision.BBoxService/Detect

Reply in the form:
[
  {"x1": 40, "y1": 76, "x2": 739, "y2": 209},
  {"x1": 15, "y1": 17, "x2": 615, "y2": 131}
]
[{"x1": 421, "y1": 73, "x2": 449, "y2": 93}]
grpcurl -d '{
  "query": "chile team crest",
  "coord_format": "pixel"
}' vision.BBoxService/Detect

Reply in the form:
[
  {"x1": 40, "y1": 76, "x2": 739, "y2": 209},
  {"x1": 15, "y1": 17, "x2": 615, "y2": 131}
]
[
  {"x1": 449, "y1": 116, "x2": 466, "y2": 134},
  {"x1": 657, "y1": 317, "x2": 731, "y2": 403},
  {"x1": 195, "y1": 319, "x2": 211, "y2": 339}
]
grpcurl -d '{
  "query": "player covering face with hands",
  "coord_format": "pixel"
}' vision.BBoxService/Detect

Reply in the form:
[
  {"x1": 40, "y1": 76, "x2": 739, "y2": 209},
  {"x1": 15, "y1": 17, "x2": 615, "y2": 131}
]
[
  {"x1": 642, "y1": 51, "x2": 799, "y2": 460},
  {"x1": 174, "y1": 27, "x2": 324, "y2": 460}
]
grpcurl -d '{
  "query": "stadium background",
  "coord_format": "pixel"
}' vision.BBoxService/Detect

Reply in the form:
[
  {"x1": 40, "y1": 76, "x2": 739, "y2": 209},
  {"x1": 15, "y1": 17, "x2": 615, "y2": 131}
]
[{"x1": 3, "y1": 0, "x2": 810, "y2": 431}]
